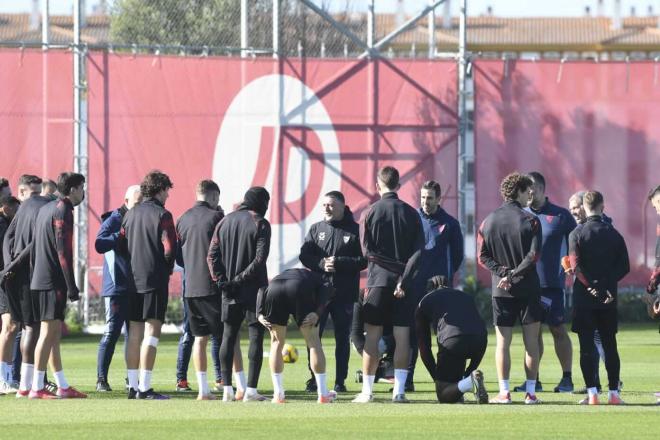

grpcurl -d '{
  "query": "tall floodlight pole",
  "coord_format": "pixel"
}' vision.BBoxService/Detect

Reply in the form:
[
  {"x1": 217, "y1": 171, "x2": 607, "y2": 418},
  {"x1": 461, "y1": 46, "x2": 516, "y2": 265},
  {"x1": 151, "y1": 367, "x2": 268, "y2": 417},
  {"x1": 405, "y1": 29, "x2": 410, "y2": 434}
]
[
  {"x1": 458, "y1": 0, "x2": 472, "y2": 280},
  {"x1": 73, "y1": 0, "x2": 89, "y2": 324}
]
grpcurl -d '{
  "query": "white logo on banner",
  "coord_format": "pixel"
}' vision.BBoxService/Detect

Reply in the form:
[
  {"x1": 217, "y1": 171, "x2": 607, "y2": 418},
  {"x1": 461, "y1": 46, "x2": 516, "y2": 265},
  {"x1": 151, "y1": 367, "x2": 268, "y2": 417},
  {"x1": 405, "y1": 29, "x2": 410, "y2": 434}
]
[{"x1": 213, "y1": 74, "x2": 341, "y2": 277}]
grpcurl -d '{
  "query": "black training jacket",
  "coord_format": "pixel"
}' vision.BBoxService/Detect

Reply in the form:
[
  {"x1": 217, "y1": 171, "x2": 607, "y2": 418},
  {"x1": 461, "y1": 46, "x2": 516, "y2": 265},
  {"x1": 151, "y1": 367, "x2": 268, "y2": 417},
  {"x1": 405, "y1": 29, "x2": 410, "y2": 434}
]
[
  {"x1": 207, "y1": 207, "x2": 271, "y2": 309},
  {"x1": 361, "y1": 192, "x2": 424, "y2": 288},
  {"x1": 569, "y1": 215, "x2": 629, "y2": 309},
  {"x1": 120, "y1": 198, "x2": 177, "y2": 293},
  {"x1": 299, "y1": 206, "x2": 366, "y2": 303},
  {"x1": 176, "y1": 201, "x2": 224, "y2": 298},
  {"x1": 478, "y1": 201, "x2": 542, "y2": 298},
  {"x1": 2, "y1": 194, "x2": 51, "y2": 275},
  {"x1": 30, "y1": 198, "x2": 78, "y2": 297}
]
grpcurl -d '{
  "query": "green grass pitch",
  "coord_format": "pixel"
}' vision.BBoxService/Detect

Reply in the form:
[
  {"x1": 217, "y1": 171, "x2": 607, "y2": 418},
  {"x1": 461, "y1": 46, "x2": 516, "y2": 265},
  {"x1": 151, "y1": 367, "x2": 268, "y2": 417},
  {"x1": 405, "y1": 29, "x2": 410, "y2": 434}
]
[{"x1": 1, "y1": 324, "x2": 659, "y2": 439}]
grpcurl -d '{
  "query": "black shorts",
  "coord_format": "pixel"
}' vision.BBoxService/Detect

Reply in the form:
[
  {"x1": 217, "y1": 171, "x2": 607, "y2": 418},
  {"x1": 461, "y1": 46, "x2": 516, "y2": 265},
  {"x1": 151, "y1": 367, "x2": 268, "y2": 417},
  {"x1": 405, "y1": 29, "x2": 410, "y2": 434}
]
[
  {"x1": 221, "y1": 301, "x2": 258, "y2": 326},
  {"x1": 436, "y1": 334, "x2": 488, "y2": 383},
  {"x1": 0, "y1": 287, "x2": 19, "y2": 320},
  {"x1": 362, "y1": 286, "x2": 412, "y2": 327},
  {"x1": 492, "y1": 295, "x2": 543, "y2": 327},
  {"x1": 129, "y1": 289, "x2": 168, "y2": 323},
  {"x1": 33, "y1": 289, "x2": 67, "y2": 322},
  {"x1": 185, "y1": 296, "x2": 222, "y2": 337},
  {"x1": 261, "y1": 279, "x2": 316, "y2": 327},
  {"x1": 4, "y1": 273, "x2": 36, "y2": 325},
  {"x1": 571, "y1": 307, "x2": 618, "y2": 335}
]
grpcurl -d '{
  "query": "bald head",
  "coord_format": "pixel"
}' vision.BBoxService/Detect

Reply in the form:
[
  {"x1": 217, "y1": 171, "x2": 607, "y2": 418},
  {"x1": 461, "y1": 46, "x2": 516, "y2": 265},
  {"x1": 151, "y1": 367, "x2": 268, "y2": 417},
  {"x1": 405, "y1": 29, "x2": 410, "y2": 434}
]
[{"x1": 124, "y1": 185, "x2": 142, "y2": 209}]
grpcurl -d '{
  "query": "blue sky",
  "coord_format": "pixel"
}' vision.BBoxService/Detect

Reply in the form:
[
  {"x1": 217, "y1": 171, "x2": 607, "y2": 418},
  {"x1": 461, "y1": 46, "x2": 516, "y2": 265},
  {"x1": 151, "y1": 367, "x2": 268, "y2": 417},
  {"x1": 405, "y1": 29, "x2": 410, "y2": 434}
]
[{"x1": 1, "y1": 0, "x2": 657, "y2": 17}]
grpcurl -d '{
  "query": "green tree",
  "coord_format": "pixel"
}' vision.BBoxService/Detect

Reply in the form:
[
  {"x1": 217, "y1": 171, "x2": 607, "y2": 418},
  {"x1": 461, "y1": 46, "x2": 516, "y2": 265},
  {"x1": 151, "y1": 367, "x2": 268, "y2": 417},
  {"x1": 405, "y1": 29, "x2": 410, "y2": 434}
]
[{"x1": 110, "y1": 0, "x2": 365, "y2": 56}]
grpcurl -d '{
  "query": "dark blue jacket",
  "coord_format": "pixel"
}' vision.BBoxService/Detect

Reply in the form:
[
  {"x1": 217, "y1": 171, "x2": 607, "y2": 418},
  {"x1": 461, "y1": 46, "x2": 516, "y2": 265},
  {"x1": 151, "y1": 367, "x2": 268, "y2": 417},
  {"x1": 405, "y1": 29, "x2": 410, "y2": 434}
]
[
  {"x1": 95, "y1": 206, "x2": 131, "y2": 296},
  {"x1": 525, "y1": 198, "x2": 577, "y2": 289},
  {"x1": 414, "y1": 207, "x2": 463, "y2": 292}
]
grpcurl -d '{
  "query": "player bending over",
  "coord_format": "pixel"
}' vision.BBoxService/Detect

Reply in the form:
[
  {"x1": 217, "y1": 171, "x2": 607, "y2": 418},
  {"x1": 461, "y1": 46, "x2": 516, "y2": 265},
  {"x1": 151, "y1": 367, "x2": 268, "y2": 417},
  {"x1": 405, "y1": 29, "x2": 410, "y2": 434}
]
[{"x1": 257, "y1": 268, "x2": 336, "y2": 404}]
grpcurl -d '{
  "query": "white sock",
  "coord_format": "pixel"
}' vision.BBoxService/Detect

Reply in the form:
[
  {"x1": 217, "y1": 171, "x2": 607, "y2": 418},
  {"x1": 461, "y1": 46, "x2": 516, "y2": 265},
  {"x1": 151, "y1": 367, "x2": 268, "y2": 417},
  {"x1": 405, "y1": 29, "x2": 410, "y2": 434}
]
[
  {"x1": 525, "y1": 380, "x2": 536, "y2": 396},
  {"x1": 127, "y1": 369, "x2": 139, "y2": 391},
  {"x1": 223, "y1": 385, "x2": 234, "y2": 401},
  {"x1": 499, "y1": 379, "x2": 510, "y2": 394},
  {"x1": 0, "y1": 361, "x2": 8, "y2": 382},
  {"x1": 234, "y1": 371, "x2": 247, "y2": 392},
  {"x1": 587, "y1": 387, "x2": 599, "y2": 398},
  {"x1": 314, "y1": 373, "x2": 328, "y2": 397},
  {"x1": 393, "y1": 369, "x2": 408, "y2": 397},
  {"x1": 361, "y1": 374, "x2": 375, "y2": 395},
  {"x1": 458, "y1": 376, "x2": 473, "y2": 393},
  {"x1": 19, "y1": 363, "x2": 34, "y2": 391},
  {"x1": 271, "y1": 372, "x2": 284, "y2": 398},
  {"x1": 54, "y1": 370, "x2": 69, "y2": 389},
  {"x1": 139, "y1": 370, "x2": 152, "y2": 392},
  {"x1": 196, "y1": 371, "x2": 209, "y2": 396},
  {"x1": 608, "y1": 389, "x2": 619, "y2": 399},
  {"x1": 31, "y1": 370, "x2": 45, "y2": 392}
]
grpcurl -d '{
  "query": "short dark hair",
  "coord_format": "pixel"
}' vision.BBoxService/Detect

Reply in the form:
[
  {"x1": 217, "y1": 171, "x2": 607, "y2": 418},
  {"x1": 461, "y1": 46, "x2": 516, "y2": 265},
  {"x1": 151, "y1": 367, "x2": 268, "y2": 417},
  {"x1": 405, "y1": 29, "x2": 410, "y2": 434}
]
[
  {"x1": 57, "y1": 172, "x2": 85, "y2": 196},
  {"x1": 324, "y1": 190, "x2": 345, "y2": 204},
  {"x1": 0, "y1": 178, "x2": 9, "y2": 191},
  {"x1": 196, "y1": 179, "x2": 220, "y2": 196},
  {"x1": 378, "y1": 166, "x2": 399, "y2": 190},
  {"x1": 421, "y1": 180, "x2": 442, "y2": 198},
  {"x1": 583, "y1": 191, "x2": 604, "y2": 211},
  {"x1": 18, "y1": 174, "x2": 42, "y2": 186},
  {"x1": 500, "y1": 172, "x2": 533, "y2": 201},
  {"x1": 0, "y1": 195, "x2": 19, "y2": 207},
  {"x1": 648, "y1": 185, "x2": 660, "y2": 201},
  {"x1": 140, "y1": 170, "x2": 173, "y2": 198},
  {"x1": 527, "y1": 171, "x2": 546, "y2": 190}
]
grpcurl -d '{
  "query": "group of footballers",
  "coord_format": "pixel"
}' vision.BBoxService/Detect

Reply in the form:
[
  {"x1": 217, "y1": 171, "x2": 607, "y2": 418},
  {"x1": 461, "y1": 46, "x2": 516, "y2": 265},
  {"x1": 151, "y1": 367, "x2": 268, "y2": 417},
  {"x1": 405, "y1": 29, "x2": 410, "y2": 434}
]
[{"x1": 0, "y1": 167, "x2": 658, "y2": 405}]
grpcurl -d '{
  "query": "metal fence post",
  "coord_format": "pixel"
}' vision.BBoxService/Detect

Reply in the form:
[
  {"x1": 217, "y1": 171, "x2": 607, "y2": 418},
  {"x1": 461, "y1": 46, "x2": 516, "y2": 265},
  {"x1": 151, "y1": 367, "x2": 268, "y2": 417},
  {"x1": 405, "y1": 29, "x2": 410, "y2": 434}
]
[
  {"x1": 428, "y1": 0, "x2": 436, "y2": 58},
  {"x1": 73, "y1": 0, "x2": 89, "y2": 325},
  {"x1": 241, "y1": 0, "x2": 249, "y2": 58}
]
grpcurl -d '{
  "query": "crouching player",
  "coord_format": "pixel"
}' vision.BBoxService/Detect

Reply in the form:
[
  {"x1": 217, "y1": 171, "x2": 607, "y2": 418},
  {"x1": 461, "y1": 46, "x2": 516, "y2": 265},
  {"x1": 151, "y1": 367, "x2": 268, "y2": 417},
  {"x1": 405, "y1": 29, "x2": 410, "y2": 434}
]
[
  {"x1": 257, "y1": 268, "x2": 336, "y2": 404},
  {"x1": 415, "y1": 275, "x2": 488, "y2": 404}
]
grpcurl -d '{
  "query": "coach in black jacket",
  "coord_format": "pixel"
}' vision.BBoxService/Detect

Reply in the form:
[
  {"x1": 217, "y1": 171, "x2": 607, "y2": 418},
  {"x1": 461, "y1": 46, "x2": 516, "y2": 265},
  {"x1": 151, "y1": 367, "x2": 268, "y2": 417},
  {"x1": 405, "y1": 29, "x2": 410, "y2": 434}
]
[
  {"x1": 300, "y1": 190, "x2": 366, "y2": 393},
  {"x1": 207, "y1": 186, "x2": 270, "y2": 402},
  {"x1": 569, "y1": 191, "x2": 629, "y2": 404}
]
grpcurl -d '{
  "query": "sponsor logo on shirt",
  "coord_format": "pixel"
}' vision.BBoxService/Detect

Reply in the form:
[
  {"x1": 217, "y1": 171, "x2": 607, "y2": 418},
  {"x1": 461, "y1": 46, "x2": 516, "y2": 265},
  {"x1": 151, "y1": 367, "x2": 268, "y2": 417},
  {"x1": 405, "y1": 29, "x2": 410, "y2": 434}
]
[
  {"x1": 343, "y1": 235, "x2": 350, "y2": 243},
  {"x1": 319, "y1": 232, "x2": 326, "y2": 241}
]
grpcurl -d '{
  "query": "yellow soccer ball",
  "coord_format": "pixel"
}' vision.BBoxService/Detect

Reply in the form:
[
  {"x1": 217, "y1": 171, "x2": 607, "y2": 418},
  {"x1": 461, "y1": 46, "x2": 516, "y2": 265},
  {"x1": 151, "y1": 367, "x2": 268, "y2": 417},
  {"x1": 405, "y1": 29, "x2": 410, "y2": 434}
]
[{"x1": 282, "y1": 343, "x2": 299, "y2": 363}]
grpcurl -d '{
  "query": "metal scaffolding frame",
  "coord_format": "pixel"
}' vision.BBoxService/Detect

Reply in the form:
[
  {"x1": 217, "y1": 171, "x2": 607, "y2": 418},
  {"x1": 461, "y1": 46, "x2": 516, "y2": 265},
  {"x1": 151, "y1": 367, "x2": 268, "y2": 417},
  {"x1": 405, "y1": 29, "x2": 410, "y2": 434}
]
[{"x1": 27, "y1": 0, "x2": 473, "y2": 323}]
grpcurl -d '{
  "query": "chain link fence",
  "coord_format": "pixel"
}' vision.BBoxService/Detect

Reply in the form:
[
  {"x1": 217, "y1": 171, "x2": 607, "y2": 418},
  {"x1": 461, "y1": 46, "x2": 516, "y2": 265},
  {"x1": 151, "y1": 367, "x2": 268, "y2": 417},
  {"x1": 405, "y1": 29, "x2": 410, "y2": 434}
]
[{"x1": 0, "y1": 0, "x2": 451, "y2": 58}]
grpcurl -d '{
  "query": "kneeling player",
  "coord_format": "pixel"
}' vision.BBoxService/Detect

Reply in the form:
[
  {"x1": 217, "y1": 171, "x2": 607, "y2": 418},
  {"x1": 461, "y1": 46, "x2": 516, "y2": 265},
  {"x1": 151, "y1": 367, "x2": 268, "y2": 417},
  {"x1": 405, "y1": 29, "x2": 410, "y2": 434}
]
[
  {"x1": 257, "y1": 268, "x2": 336, "y2": 404},
  {"x1": 415, "y1": 276, "x2": 488, "y2": 404}
]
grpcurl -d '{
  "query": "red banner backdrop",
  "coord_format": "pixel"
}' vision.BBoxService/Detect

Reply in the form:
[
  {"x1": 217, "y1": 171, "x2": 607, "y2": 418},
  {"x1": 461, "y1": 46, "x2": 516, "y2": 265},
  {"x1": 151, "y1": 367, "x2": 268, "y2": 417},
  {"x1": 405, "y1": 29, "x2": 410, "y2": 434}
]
[
  {"x1": 474, "y1": 60, "x2": 660, "y2": 285},
  {"x1": 0, "y1": 49, "x2": 73, "y2": 185},
  {"x1": 86, "y1": 53, "x2": 458, "y2": 295}
]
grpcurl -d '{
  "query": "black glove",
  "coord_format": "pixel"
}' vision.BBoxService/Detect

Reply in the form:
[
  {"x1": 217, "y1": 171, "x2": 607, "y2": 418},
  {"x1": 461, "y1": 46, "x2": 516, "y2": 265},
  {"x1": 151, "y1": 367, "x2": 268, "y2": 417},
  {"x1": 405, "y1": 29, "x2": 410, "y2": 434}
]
[{"x1": 68, "y1": 288, "x2": 80, "y2": 302}]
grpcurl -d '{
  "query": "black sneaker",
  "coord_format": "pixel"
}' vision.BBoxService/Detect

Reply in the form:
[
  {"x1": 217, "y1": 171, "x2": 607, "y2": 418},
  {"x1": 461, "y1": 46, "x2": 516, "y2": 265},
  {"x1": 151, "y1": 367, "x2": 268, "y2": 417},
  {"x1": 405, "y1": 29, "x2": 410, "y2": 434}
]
[
  {"x1": 471, "y1": 370, "x2": 489, "y2": 404},
  {"x1": 334, "y1": 383, "x2": 347, "y2": 393},
  {"x1": 553, "y1": 377, "x2": 574, "y2": 393},
  {"x1": 44, "y1": 380, "x2": 58, "y2": 394},
  {"x1": 136, "y1": 388, "x2": 170, "y2": 400},
  {"x1": 96, "y1": 379, "x2": 112, "y2": 392},
  {"x1": 127, "y1": 388, "x2": 138, "y2": 399},
  {"x1": 513, "y1": 380, "x2": 542, "y2": 392},
  {"x1": 305, "y1": 377, "x2": 317, "y2": 393}
]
